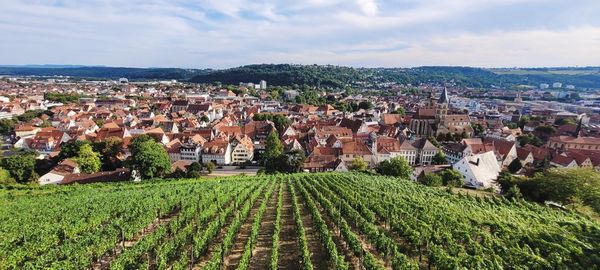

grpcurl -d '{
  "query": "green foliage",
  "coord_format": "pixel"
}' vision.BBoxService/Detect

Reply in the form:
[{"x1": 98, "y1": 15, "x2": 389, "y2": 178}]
[
  {"x1": 128, "y1": 136, "x2": 171, "y2": 179},
  {"x1": 348, "y1": 156, "x2": 369, "y2": 172},
  {"x1": 432, "y1": 151, "x2": 446, "y2": 165},
  {"x1": 555, "y1": 118, "x2": 577, "y2": 126},
  {"x1": 358, "y1": 101, "x2": 373, "y2": 110},
  {"x1": 263, "y1": 130, "x2": 283, "y2": 172},
  {"x1": 518, "y1": 133, "x2": 543, "y2": 147},
  {"x1": 508, "y1": 158, "x2": 523, "y2": 174},
  {"x1": 205, "y1": 161, "x2": 216, "y2": 174},
  {"x1": 393, "y1": 107, "x2": 406, "y2": 115},
  {"x1": 16, "y1": 109, "x2": 46, "y2": 123},
  {"x1": 94, "y1": 137, "x2": 124, "y2": 170},
  {"x1": 440, "y1": 169, "x2": 464, "y2": 187},
  {"x1": 421, "y1": 173, "x2": 443, "y2": 187},
  {"x1": 1, "y1": 151, "x2": 37, "y2": 183},
  {"x1": 200, "y1": 115, "x2": 210, "y2": 123},
  {"x1": 0, "y1": 167, "x2": 16, "y2": 184},
  {"x1": 45, "y1": 93, "x2": 82, "y2": 103},
  {"x1": 253, "y1": 113, "x2": 291, "y2": 132},
  {"x1": 534, "y1": 125, "x2": 555, "y2": 135},
  {"x1": 0, "y1": 118, "x2": 17, "y2": 135},
  {"x1": 73, "y1": 144, "x2": 101, "y2": 174},
  {"x1": 1, "y1": 173, "x2": 599, "y2": 269},
  {"x1": 376, "y1": 156, "x2": 411, "y2": 179},
  {"x1": 59, "y1": 140, "x2": 92, "y2": 160},
  {"x1": 472, "y1": 123, "x2": 485, "y2": 136},
  {"x1": 186, "y1": 162, "x2": 202, "y2": 178}
]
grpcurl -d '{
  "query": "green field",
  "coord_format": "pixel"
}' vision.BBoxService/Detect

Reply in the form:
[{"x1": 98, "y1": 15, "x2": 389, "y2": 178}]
[{"x1": 1, "y1": 173, "x2": 599, "y2": 270}]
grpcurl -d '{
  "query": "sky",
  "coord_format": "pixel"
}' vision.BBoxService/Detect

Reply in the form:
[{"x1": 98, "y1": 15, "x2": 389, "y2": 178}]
[{"x1": 1, "y1": 0, "x2": 600, "y2": 68}]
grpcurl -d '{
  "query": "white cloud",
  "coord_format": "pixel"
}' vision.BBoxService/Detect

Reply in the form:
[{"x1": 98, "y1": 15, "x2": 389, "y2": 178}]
[{"x1": 0, "y1": 0, "x2": 598, "y2": 67}]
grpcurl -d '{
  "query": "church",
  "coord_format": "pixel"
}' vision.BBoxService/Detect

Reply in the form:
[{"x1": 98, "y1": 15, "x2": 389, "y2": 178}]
[{"x1": 408, "y1": 87, "x2": 473, "y2": 138}]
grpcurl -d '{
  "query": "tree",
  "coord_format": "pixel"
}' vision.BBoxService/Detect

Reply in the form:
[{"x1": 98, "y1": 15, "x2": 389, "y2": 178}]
[
  {"x1": 0, "y1": 118, "x2": 17, "y2": 135},
  {"x1": 263, "y1": 130, "x2": 283, "y2": 172},
  {"x1": 555, "y1": 118, "x2": 577, "y2": 126},
  {"x1": 376, "y1": 156, "x2": 411, "y2": 179},
  {"x1": 440, "y1": 169, "x2": 464, "y2": 187},
  {"x1": 533, "y1": 168, "x2": 600, "y2": 210},
  {"x1": 187, "y1": 162, "x2": 203, "y2": 178},
  {"x1": 59, "y1": 140, "x2": 92, "y2": 160},
  {"x1": 206, "y1": 161, "x2": 216, "y2": 174},
  {"x1": 74, "y1": 144, "x2": 101, "y2": 174},
  {"x1": 349, "y1": 156, "x2": 369, "y2": 172},
  {"x1": 393, "y1": 107, "x2": 406, "y2": 115},
  {"x1": 421, "y1": 173, "x2": 443, "y2": 187},
  {"x1": 358, "y1": 101, "x2": 373, "y2": 110},
  {"x1": 279, "y1": 150, "x2": 306, "y2": 173},
  {"x1": 432, "y1": 151, "x2": 446, "y2": 165},
  {"x1": 496, "y1": 170, "x2": 516, "y2": 194},
  {"x1": 517, "y1": 133, "x2": 543, "y2": 147},
  {"x1": 0, "y1": 167, "x2": 15, "y2": 184},
  {"x1": 94, "y1": 137, "x2": 124, "y2": 170},
  {"x1": 1, "y1": 151, "x2": 36, "y2": 183},
  {"x1": 128, "y1": 136, "x2": 171, "y2": 179},
  {"x1": 508, "y1": 158, "x2": 522, "y2": 174},
  {"x1": 200, "y1": 115, "x2": 210, "y2": 123},
  {"x1": 505, "y1": 185, "x2": 523, "y2": 200},
  {"x1": 472, "y1": 123, "x2": 485, "y2": 136}
]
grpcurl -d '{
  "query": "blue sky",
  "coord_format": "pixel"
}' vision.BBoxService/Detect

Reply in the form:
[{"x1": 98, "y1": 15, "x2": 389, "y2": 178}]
[{"x1": 1, "y1": 0, "x2": 599, "y2": 68}]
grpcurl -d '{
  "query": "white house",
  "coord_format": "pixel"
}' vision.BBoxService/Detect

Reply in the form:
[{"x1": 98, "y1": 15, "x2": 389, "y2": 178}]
[
  {"x1": 39, "y1": 159, "x2": 80, "y2": 185},
  {"x1": 453, "y1": 151, "x2": 501, "y2": 190}
]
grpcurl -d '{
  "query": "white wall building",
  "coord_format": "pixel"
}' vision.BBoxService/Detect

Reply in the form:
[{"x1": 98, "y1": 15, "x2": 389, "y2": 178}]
[{"x1": 453, "y1": 151, "x2": 501, "y2": 190}]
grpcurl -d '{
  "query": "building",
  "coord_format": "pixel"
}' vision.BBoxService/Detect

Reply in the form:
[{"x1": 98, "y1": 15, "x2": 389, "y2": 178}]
[
  {"x1": 231, "y1": 135, "x2": 254, "y2": 164},
  {"x1": 453, "y1": 151, "x2": 501, "y2": 190},
  {"x1": 260, "y1": 80, "x2": 267, "y2": 90},
  {"x1": 179, "y1": 142, "x2": 202, "y2": 162},
  {"x1": 202, "y1": 137, "x2": 232, "y2": 165}
]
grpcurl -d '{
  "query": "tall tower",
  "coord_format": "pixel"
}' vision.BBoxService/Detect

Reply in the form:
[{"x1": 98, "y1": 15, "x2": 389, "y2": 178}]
[
  {"x1": 436, "y1": 87, "x2": 449, "y2": 121},
  {"x1": 514, "y1": 90, "x2": 523, "y2": 103}
]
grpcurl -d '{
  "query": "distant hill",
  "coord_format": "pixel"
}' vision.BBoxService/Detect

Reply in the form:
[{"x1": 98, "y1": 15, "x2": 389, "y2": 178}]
[
  {"x1": 0, "y1": 66, "x2": 210, "y2": 80},
  {"x1": 190, "y1": 65, "x2": 600, "y2": 89},
  {"x1": 2, "y1": 64, "x2": 600, "y2": 89}
]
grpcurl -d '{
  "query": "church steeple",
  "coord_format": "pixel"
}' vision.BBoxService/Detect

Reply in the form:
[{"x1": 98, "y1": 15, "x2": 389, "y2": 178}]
[{"x1": 438, "y1": 87, "x2": 449, "y2": 104}]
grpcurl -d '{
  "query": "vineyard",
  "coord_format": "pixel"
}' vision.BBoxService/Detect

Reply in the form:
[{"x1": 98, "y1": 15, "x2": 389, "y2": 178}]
[{"x1": 1, "y1": 173, "x2": 599, "y2": 270}]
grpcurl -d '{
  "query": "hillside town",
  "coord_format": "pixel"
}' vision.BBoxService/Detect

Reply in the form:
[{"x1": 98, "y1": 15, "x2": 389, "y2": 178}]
[{"x1": 0, "y1": 76, "x2": 598, "y2": 190}]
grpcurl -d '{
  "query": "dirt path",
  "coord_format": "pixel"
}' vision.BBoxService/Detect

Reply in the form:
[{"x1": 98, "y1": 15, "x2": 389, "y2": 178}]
[
  {"x1": 192, "y1": 193, "x2": 261, "y2": 269},
  {"x1": 248, "y1": 183, "x2": 279, "y2": 270},
  {"x1": 223, "y1": 189, "x2": 271, "y2": 270},
  {"x1": 277, "y1": 182, "x2": 301, "y2": 270},
  {"x1": 90, "y1": 208, "x2": 180, "y2": 270},
  {"x1": 298, "y1": 197, "x2": 330, "y2": 270},
  {"x1": 306, "y1": 191, "x2": 362, "y2": 270}
]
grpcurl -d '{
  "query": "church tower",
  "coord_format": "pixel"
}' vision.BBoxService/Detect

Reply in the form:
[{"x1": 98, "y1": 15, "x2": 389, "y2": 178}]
[{"x1": 435, "y1": 87, "x2": 449, "y2": 121}]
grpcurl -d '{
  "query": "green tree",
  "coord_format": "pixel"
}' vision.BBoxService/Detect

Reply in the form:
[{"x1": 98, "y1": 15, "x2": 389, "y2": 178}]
[
  {"x1": 505, "y1": 185, "x2": 523, "y2": 200},
  {"x1": 376, "y1": 156, "x2": 411, "y2": 179},
  {"x1": 1, "y1": 151, "x2": 37, "y2": 183},
  {"x1": 421, "y1": 173, "x2": 443, "y2": 187},
  {"x1": 358, "y1": 101, "x2": 373, "y2": 110},
  {"x1": 200, "y1": 115, "x2": 210, "y2": 123},
  {"x1": 59, "y1": 140, "x2": 92, "y2": 160},
  {"x1": 508, "y1": 158, "x2": 523, "y2": 174},
  {"x1": 187, "y1": 162, "x2": 203, "y2": 178},
  {"x1": 0, "y1": 118, "x2": 17, "y2": 135},
  {"x1": 263, "y1": 130, "x2": 283, "y2": 172},
  {"x1": 349, "y1": 156, "x2": 369, "y2": 172},
  {"x1": 73, "y1": 144, "x2": 101, "y2": 174},
  {"x1": 517, "y1": 133, "x2": 543, "y2": 147},
  {"x1": 128, "y1": 136, "x2": 171, "y2": 179},
  {"x1": 94, "y1": 137, "x2": 124, "y2": 170},
  {"x1": 0, "y1": 167, "x2": 15, "y2": 184},
  {"x1": 428, "y1": 136, "x2": 441, "y2": 148},
  {"x1": 206, "y1": 161, "x2": 216, "y2": 174},
  {"x1": 394, "y1": 107, "x2": 406, "y2": 115},
  {"x1": 279, "y1": 150, "x2": 306, "y2": 173},
  {"x1": 472, "y1": 123, "x2": 485, "y2": 136},
  {"x1": 440, "y1": 169, "x2": 464, "y2": 187},
  {"x1": 432, "y1": 151, "x2": 446, "y2": 165}
]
